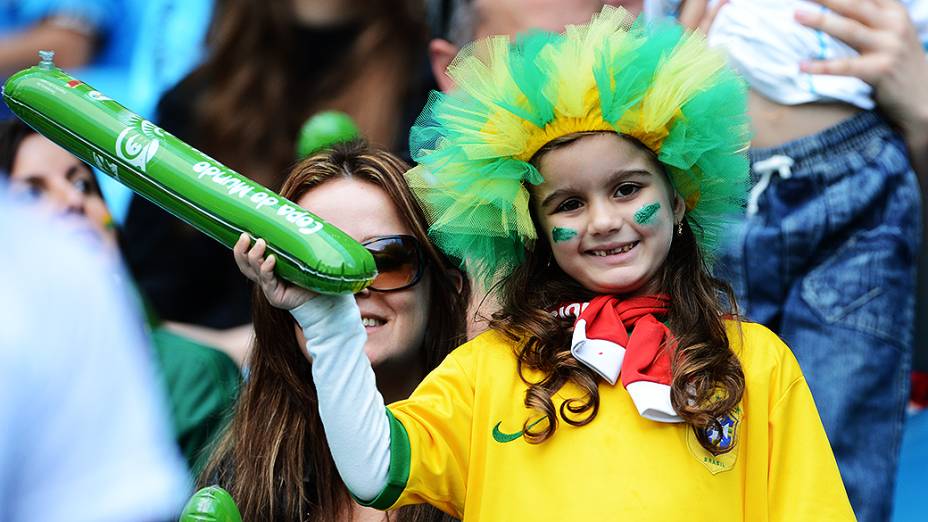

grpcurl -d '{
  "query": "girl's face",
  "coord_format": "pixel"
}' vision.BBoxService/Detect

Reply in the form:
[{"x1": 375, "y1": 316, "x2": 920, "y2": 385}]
[
  {"x1": 295, "y1": 178, "x2": 430, "y2": 370},
  {"x1": 532, "y1": 133, "x2": 684, "y2": 295},
  {"x1": 10, "y1": 134, "x2": 115, "y2": 246}
]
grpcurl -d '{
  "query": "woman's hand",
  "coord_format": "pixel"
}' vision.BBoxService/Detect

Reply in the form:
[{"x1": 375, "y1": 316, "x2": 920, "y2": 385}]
[
  {"x1": 233, "y1": 233, "x2": 317, "y2": 310},
  {"x1": 795, "y1": 0, "x2": 928, "y2": 173}
]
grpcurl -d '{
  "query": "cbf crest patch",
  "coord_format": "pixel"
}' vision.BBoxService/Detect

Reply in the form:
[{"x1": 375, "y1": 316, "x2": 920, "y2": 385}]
[{"x1": 686, "y1": 406, "x2": 742, "y2": 474}]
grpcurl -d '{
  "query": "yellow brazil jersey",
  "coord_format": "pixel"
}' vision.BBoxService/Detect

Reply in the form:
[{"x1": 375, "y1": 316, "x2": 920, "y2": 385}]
[{"x1": 359, "y1": 321, "x2": 855, "y2": 521}]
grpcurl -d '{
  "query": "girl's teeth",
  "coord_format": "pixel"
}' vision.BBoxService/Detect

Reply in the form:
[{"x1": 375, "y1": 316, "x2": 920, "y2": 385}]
[
  {"x1": 591, "y1": 242, "x2": 637, "y2": 256},
  {"x1": 362, "y1": 318, "x2": 384, "y2": 327}
]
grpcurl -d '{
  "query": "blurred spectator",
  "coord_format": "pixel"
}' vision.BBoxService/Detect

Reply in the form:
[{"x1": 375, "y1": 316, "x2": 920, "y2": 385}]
[
  {"x1": 121, "y1": 0, "x2": 431, "y2": 332},
  {"x1": 0, "y1": 0, "x2": 214, "y2": 223},
  {"x1": 665, "y1": 1, "x2": 927, "y2": 519},
  {"x1": 0, "y1": 187, "x2": 189, "y2": 522},
  {"x1": 1, "y1": 0, "x2": 136, "y2": 219},
  {"x1": 125, "y1": 0, "x2": 215, "y2": 121},
  {"x1": 0, "y1": 117, "x2": 241, "y2": 474},
  {"x1": 0, "y1": 0, "x2": 112, "y2": 87},
  {"x1": 427, "y1": 0, "x2": 633, "y2": 92}
]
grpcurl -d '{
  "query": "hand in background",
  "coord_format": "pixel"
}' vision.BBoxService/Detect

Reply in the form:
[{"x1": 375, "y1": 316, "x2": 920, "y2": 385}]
[{"x1": 796, "y1": 0, "x2": 928, "y2": 175}]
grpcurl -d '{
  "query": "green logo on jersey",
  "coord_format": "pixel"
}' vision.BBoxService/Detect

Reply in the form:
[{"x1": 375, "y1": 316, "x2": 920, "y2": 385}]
[{"x1": 492, "y1": 417, "x2": 546, "y2": 443}]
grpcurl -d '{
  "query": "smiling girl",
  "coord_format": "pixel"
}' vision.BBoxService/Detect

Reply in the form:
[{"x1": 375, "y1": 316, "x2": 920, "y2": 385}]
[{"x1": 237, "y1": 6, "x2": 854, "y2": 520}]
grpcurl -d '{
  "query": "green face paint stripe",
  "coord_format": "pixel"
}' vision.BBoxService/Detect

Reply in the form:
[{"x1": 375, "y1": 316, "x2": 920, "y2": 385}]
[
  {"x1": 634, "y1": 202, "x2": 661, "y2": 225},
  {"x1": 492, "y1": 417, "x2": 547, "y2": 443},
  {"x1": 551, "y1": 227, "x2": 577, "y2": 242}
]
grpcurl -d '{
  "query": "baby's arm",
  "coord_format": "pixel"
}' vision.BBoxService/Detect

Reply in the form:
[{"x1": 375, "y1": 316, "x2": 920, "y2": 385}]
[{"x1": 289, "y1": 295, "x2": 392, "y2": 501}]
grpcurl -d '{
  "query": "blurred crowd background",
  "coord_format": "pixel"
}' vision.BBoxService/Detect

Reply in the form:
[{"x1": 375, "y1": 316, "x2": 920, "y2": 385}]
[{"x1": 1, "y1": 0, "x2": 926, "y2": 520}]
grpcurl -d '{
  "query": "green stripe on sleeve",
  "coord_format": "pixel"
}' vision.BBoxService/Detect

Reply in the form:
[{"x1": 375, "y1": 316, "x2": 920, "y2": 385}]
[{"x1": 352, "y1": 408, "x2": 411, "y2": 509}]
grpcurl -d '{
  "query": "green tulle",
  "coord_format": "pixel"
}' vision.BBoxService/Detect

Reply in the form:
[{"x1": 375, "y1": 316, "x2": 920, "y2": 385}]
[{"x1": 408, "y1": 6, "x2": 751, "y2": 285}]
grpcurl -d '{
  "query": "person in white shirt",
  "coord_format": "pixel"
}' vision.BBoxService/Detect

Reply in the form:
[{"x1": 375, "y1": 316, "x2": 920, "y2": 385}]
[{"x1": 0, "y1": 189, "x2": 189, "y2": 522}]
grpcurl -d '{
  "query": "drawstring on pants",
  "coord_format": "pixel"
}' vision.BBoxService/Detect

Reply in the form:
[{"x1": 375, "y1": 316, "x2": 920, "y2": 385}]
[{"x1": 747, "y1": 155, "x2": 794, "y2": 216}]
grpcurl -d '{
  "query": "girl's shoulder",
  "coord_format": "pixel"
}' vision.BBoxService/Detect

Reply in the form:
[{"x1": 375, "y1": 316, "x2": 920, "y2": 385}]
[
  {"x1": 723, "y1": 318, "x2": 805, "y2": 391},
  {"x1": 439, "y1": 328, "x2": 527, "y2": 376},
  {"x1": 448, "y1": 328, "x2": 524, "y2": 360}
]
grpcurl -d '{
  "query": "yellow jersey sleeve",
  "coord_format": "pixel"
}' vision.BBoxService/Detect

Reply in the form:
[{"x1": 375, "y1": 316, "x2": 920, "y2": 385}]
[
  {"x1": 760, "y1": 328, "x2": 856, "y2": 521},
  {"x1": 371, "y1": 344, "x2": 477, "y2": 517}
]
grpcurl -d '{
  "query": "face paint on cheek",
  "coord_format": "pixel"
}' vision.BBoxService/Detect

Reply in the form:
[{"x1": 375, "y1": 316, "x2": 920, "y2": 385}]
[
  {"x1": 551, "y1": 227, "x2": 578, "y2": 243},
  {"x1": 634, "y1": 202, "x2": 661, "y2": 225}
]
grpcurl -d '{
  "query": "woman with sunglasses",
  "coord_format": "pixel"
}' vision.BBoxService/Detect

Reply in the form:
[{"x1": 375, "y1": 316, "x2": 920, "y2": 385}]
[{"x1": 201, "y1": 141, "x2": 469, "y2": 522}]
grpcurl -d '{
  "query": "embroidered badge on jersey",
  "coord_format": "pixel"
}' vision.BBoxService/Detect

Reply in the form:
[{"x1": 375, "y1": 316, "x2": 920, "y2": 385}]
[{"x1": 686, "y1": 405, "x2": 742, "y2": 474}]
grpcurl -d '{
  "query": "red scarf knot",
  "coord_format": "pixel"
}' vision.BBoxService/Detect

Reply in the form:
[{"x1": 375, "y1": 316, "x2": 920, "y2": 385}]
[{"x1": 562, "y1": 294, "x2": 681, "y2": 423}]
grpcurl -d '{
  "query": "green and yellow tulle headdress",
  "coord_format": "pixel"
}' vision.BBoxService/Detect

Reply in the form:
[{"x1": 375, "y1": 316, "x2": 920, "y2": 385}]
[{"x1": 407, "y1": 6, "x2": 750, "y2": 283}]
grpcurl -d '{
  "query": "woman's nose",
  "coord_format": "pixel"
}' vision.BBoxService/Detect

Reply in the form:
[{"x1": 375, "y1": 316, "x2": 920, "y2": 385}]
[{"x1": 50, "y1": 181, "x2": 86, "y2": 216}]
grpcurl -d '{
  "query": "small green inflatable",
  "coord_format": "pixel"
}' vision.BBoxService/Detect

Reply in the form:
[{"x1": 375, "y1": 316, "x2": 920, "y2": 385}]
[
  {"x1": 296, "y1": 110, "x2": 360, "y2": 159},
  {"x1": 2, "y1": 52, "x2": 376, "y2": 294},
  {"x1": 179, "y1": 486, "x2": 242, "y2": 522}
]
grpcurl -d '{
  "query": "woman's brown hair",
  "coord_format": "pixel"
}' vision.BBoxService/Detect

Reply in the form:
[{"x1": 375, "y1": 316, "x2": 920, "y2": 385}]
[
  {"x1": 200, "y1": 142, "x2": 468, "y2": 521},
  {"x1": 188, "y1": 0, "x2": 427, "y2": 188},
  {"x1": 490, "y1": 132, "x2": 745, "y2": 454}
]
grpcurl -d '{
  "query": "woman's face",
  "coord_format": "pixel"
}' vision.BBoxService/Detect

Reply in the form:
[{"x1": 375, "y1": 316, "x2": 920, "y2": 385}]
[
  {"x1": 295, "y1": 178, "x2": 430, "y2": 370},
  {"x1": 532, "y1": 133, "x2": 684, "y2": 295},
  {"x1": 9, "y1": 133, "x2": 115, "y2": 246}
]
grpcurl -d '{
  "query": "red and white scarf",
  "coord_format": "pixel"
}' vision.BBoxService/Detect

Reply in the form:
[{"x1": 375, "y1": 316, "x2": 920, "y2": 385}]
[{"x1": 554, "y1": 294, "x2": 680, "y2": 423}]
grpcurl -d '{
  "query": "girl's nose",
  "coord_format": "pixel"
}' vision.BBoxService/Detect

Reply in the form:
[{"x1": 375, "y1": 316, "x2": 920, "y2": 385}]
[{"x1": 587, "y1": 199, "x2": 622, "y2": 236}]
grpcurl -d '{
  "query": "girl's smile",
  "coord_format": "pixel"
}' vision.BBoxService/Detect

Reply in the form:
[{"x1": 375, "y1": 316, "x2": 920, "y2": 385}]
[
  {"x1": 585, "y1": 240, "x2": 639, "y2": 258},
  {"x1": 532, "y1": 132, "x2": 685, "y2": 295}
]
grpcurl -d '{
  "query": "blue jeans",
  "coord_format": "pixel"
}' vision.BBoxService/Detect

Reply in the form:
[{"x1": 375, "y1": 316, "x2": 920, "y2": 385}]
[{"x1": 717, "y1": 111, "x2": 921, "y2": 522}]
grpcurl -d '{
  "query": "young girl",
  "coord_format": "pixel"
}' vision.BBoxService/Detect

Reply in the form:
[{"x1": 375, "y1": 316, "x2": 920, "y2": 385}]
[{"x1": 237, "y1": 7, "x2": 854, "y2": 520}]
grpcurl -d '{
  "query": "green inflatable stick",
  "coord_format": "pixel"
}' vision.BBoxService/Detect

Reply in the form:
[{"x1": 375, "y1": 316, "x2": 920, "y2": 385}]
[
  {"x1": 2, "y1": 52, "x2": 376, "y2": 294},
  {"x1": 296, "y1": 110, "x2": 360, "y2": 159},
  {"x1": 179, "y1": 486, "x2": 242, "y2": 522}
]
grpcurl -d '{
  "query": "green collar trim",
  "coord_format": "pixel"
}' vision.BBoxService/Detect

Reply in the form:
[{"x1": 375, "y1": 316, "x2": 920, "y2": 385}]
[{"x1": 351, "y1": 408, "x2": 411, "y2": 510}]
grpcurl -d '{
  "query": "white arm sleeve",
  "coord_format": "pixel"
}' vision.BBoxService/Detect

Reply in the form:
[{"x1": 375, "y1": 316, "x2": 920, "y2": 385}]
[{"x1": 289, "y1": 295, "x2": 391, "y2": 501}]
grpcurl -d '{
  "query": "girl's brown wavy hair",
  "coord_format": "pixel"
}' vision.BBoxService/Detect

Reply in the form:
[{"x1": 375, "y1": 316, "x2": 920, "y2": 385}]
[
  {"x1": 199, "y1": 142, "x2": 468, "y2": 521},
  {"x1": 489, "y1": 132, "x2": 745, "y2": 455}
]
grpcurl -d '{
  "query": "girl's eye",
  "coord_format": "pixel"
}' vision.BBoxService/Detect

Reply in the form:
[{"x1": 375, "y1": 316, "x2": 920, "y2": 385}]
[
  {"x1": 614, "y1": 183, "x2": 640, "y2": 198},
  {"x1": 555, "y1": 198, "x2": 582, "y2": 213}
]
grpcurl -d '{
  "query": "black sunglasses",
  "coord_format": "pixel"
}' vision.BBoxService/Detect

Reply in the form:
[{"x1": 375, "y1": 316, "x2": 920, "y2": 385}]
[{"x1": 362, "y1": 235, "x2": 427, "y2": 292}]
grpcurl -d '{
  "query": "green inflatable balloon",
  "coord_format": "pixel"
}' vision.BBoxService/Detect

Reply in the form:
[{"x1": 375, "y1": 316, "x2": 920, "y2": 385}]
[
  {"x1": 296, "y1": 110, "x2": 360, "y2": 159},
  {"x1": 179, "y1": 486, "x2": 242, "y2": 522},
  {"x1": 2, "y1": 52, "x2": 376, "y2": 294}
]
